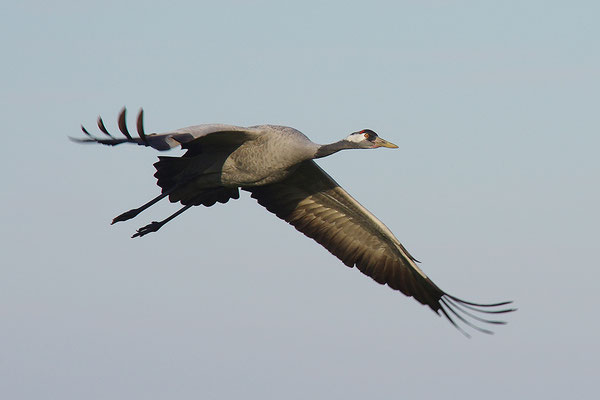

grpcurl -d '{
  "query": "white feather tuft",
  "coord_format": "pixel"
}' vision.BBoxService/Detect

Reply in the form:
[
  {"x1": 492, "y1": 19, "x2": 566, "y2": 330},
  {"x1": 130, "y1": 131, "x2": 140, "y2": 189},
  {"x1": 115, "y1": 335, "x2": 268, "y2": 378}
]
[{"x1": 345, "y1": 132, "x2": 366, "y2": 143}]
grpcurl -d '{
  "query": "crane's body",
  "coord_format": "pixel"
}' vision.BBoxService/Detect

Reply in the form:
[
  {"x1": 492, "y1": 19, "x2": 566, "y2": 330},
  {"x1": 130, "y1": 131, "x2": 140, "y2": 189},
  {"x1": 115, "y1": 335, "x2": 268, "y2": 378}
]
[
  {"x1": 72, "y1": 108, "x2": 515, "y2": 336},
  {"x1": 219, "y1": 125, "x2": 318, "y2": 186}
]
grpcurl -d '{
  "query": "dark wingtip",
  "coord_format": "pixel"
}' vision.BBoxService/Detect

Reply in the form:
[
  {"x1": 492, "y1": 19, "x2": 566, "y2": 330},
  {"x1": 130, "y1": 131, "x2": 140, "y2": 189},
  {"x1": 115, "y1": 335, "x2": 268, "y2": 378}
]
[
  {"x1": 436, "y1": 293, "x2": 516, "y2": 336},
  {"x1": 437, "y1": 303, "x2": 472, "y2": 338},
  {"x1": 444, "y1": 297, "x2": 511, "y2": 325},
  {"x1": 440, "y1": 298, "x2": 496, "y2": 335},
  {"x1": 68, "y1": 136, "x2": 89, "y2": 143},
  {"x1": 97, "y1": 116, "x2": 114, "y2": 138},
  {"x1": 81, "y1": 125, "x2": 93, "y2": 137},
  {"x1": 136, "y1": 108, "x2": 148, "y2": 143},
  {"x1": 117, "y1": 107, "x2": 133, "y2": 139},
  {"x1": 446, "y1": 295, "x2": 516, "y2": 311}
]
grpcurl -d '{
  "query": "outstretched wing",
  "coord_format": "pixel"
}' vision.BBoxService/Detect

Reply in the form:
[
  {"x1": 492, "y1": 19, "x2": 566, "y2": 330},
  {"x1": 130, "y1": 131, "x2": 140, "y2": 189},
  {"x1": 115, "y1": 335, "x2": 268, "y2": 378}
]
[
  {"x1": 245, "y1": 160, "x2": 515, "y2": 336},
  {"x1": 70, "y1": 108, "x2": 263, "y2": 151}
]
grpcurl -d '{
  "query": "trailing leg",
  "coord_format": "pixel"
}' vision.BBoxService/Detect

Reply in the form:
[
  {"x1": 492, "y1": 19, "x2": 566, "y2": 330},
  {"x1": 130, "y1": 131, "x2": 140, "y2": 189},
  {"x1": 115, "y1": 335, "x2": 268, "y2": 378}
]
[{"x1": 132, "y1": 203, "x2": 194, "y2": 238}]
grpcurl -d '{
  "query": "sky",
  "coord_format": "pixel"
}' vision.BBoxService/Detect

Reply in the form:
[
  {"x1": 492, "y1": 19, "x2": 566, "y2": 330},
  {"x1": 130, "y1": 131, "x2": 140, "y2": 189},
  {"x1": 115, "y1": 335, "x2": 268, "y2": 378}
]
[{"x1": 1, "y1": 0, "x2": 599, "y2": 399}]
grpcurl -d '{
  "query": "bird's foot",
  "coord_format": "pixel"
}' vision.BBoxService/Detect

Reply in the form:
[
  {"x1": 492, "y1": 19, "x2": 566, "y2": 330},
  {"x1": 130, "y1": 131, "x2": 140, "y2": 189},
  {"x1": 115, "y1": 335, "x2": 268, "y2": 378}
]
[
  {"x1": 132, "y1": 221, "x2": 163, "y2": 238},
  {"x1": 112, "y1": 208, "x2": 140, "y2": 224}
]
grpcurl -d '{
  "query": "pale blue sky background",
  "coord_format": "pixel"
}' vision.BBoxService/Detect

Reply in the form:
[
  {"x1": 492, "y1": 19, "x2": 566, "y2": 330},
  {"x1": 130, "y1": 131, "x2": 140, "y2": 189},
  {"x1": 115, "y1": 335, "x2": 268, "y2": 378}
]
[{"x1": 1, "y1": 1, "x2": 599, "y2": 399}]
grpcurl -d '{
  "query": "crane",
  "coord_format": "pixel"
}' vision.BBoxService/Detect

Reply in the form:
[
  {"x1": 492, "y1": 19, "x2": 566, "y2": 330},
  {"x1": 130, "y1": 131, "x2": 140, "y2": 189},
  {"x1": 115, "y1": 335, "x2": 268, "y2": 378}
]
[{"x1": 72, "y1": 108, "x2": 515, "y2": 336}]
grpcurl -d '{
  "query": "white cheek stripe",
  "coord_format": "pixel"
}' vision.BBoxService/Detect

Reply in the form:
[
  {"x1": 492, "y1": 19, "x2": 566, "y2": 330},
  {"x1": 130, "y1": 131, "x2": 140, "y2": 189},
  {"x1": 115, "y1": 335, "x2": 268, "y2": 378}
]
[{"x1": 346, "y1": 133, "x2": 365, "y2": 143}]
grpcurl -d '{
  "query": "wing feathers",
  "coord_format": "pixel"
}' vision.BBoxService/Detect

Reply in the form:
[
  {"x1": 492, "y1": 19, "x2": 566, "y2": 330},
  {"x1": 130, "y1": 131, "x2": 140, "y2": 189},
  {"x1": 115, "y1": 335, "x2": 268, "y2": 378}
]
[
  {"x1": 136, "y1": 109, "x2": 148, "y2": 143},
  {"x1": 117, "y1": 108, "x2": 133, "y2": 140},
  {"x1": 246, "y1": 160, "x2": 514, "y2": 335},
  {"x1": 97, "y1": 116, "x2": 114, "y2": 138},
  {"x1": 71, "y1": 107, "x2": 262, "y2": 151}
]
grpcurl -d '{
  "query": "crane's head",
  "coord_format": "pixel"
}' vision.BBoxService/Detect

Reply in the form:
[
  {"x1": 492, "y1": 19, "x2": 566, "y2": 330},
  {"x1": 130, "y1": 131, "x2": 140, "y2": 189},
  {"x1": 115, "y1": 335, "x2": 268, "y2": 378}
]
[{"x1": 345, "y1": 129, "x2": 398, "y2": 149}]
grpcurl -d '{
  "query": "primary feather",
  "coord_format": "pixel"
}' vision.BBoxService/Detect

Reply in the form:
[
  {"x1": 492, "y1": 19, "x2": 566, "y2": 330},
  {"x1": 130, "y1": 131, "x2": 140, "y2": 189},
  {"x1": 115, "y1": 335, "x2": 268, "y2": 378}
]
[{"x1": 73, "y1": 108, "x2": 515, "y2": 336}]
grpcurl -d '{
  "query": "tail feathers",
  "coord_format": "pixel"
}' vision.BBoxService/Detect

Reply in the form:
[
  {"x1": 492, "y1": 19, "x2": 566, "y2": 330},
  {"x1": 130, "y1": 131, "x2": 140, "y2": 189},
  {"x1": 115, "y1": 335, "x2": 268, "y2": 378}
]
[
  {"x1": 172, "y1": 186, "x2": 240, "y2": 206},
  {"x1": 153, "y1": 156, "x2": 239, "y2": 207},
  {"x1": 154, "y1": 156, "x2": 189, "y2": 192}
]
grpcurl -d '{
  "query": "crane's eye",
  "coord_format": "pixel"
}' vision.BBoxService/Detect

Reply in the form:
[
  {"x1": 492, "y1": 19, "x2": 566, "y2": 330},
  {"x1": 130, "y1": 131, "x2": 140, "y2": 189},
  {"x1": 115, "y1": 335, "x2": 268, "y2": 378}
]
[{"x1": 357, "y1": 129, "x2": 376, "y2": 141}]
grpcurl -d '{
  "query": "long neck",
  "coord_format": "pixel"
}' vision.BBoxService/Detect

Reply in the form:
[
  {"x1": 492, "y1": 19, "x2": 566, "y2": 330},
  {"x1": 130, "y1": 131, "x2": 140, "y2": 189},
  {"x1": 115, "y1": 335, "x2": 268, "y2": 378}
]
[{"x1": 313, "y1": 140, "x2": 356, "y2": 159}]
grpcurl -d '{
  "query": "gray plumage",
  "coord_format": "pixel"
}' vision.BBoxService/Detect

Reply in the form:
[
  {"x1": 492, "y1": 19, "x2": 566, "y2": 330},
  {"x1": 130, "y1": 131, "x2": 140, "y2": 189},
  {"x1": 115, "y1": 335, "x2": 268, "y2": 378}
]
[{"x1": 72, "y1": 108, "x2": 515, "y2": 336}]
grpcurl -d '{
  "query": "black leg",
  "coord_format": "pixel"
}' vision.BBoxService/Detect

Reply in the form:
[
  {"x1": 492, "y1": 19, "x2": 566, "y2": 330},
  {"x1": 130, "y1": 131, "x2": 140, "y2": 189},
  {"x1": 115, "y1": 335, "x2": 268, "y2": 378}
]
[{"x1": 112, "y1": 191, "x2": 171, "y2": 224}]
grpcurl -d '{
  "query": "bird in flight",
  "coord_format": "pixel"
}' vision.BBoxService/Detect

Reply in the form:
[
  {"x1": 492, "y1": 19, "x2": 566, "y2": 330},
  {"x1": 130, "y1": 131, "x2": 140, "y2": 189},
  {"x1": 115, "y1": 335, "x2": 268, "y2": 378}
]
[{"x1": 73, "y1": 108, "x2": 515, "y2": 336}]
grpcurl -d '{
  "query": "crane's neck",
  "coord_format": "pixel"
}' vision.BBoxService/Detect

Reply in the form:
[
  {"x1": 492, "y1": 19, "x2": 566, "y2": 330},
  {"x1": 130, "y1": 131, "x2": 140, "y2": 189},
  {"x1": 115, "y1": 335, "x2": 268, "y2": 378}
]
[{"x1": 313, "y1": 140, "x2": 356, "y2": 159}]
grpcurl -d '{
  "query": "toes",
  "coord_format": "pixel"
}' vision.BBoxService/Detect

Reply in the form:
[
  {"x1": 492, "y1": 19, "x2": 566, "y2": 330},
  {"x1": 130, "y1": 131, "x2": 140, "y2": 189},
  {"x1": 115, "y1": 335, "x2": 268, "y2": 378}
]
[{"x1": 131, "y1": 221, "x2": 162, "y2": 238}]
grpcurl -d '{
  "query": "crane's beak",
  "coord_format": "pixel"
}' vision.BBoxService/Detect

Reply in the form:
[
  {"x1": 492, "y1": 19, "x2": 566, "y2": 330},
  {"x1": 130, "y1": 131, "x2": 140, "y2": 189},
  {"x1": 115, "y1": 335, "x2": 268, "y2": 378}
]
[{"x1": 373, "y1": 137, "x2": 398, "y2": 148}]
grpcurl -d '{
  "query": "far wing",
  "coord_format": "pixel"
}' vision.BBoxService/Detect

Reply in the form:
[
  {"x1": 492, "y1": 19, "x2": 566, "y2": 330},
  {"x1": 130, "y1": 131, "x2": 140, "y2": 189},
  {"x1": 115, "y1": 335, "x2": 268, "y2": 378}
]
[
  {"x1": 245, "y1": 160, "x2": 514, "y2": 335},
  {"x1": 71, "y1": 108, "x2": 262, "y2": 151}
]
